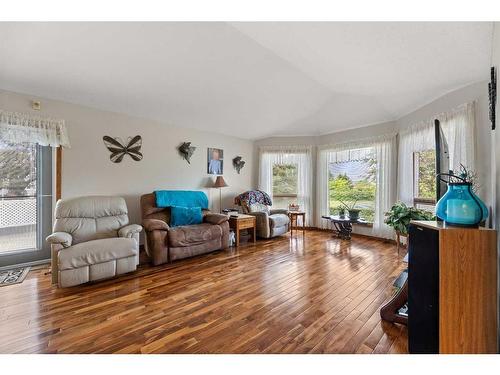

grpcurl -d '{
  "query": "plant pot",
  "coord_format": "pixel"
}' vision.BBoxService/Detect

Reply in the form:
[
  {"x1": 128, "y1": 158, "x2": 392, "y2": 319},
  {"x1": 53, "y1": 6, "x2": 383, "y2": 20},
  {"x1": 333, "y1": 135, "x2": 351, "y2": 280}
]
[{"x1": 348, "y1": 209, "x2": 361, "y2": 220}]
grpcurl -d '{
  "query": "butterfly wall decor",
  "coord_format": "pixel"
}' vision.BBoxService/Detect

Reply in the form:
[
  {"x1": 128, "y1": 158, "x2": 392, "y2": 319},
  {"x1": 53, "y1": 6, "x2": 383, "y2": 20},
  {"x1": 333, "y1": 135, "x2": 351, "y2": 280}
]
[{"x1": 102, "y1": 135, "x2": 143, "y2": 163}]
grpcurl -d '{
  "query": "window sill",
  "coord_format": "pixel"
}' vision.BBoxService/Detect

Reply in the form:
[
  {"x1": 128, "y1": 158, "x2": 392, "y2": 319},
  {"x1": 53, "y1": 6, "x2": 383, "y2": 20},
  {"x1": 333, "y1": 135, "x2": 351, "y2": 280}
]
[{"x1": 353, "y1": 222, "x2": 373, "y2": 227}]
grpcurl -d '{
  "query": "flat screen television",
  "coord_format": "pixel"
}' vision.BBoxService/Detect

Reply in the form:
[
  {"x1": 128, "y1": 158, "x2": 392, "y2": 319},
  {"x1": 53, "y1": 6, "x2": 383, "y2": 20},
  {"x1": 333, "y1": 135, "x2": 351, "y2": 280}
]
[{"x1": 434, "y1": 119, "x2": 450, "y2": 203}]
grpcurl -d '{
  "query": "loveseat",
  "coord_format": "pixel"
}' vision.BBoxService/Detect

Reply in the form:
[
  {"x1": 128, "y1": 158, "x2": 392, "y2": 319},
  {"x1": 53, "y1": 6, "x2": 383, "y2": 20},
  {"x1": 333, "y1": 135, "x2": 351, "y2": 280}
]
[{"x1": 140, "y1": 191, "x2": 230, "y2": 265}]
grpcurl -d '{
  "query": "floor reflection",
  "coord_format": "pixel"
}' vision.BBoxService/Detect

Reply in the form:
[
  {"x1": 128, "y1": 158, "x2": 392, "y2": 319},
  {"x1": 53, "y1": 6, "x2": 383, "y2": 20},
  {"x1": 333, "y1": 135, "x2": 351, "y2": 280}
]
[{"x1": 326, "y1": 239, "x2": 365, "y2": 271}]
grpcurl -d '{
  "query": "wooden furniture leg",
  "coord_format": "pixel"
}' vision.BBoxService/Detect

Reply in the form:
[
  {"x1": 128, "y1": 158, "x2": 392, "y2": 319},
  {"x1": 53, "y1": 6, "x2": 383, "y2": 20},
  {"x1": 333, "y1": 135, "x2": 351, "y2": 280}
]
[
  {"x1": 396, "y1": 232, "x2": 401, "y2": 254},
  {"x1": 235, "y1": 225, "x2": 240, "y2": 247}
]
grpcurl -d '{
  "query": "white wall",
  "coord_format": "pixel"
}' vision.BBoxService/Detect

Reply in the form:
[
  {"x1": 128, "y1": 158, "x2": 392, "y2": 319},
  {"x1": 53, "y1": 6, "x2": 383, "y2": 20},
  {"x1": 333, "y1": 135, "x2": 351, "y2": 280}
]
[
  {"x1": 398, "y1": 81, "x2": 492, "y2": 212},
  {"x1": 0, "y1": 89, "x2": 255, "y2": 236},
  {"x1": 492, "y1": 24, "x2": 500, "y2": 234},
  {"x1": 490, "y1": 22, "x2": 500, "y2": 347}
]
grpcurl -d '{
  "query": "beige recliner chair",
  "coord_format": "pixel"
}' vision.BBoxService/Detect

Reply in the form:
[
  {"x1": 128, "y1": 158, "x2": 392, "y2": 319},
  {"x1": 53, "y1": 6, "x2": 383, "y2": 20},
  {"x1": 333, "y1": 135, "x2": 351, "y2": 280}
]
[
  {"x1": 46, "y1": 196, "x2": 142, "y2": 287},
  {"x1": 234, "y1": 190, "x2": 290, "y2": 239}
]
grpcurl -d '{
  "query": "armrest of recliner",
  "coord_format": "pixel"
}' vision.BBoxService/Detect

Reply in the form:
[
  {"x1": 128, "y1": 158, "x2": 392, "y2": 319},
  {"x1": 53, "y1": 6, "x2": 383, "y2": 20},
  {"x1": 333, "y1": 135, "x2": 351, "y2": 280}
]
[
  {"x1": 118, "y1": 224, "x2": 143, "y2": 238},
  {"x1": 142, "y1": 218, "x2": 170, "y2": 232},
  {"x1": 246, "y1": 211, "x2": 269, "y2": 225},
  {"x1": 247, "y1": 211, "x2": 270, "y2": 238},
  {"x1": 270, "y1": 208, "x2": 289, "y2": 215},
  {"x1": 204, "y1": 213, "x2": 229, "y2": 225},
  {"x1": 46, "y1": 232, "x2": 73, "y2": 248}
]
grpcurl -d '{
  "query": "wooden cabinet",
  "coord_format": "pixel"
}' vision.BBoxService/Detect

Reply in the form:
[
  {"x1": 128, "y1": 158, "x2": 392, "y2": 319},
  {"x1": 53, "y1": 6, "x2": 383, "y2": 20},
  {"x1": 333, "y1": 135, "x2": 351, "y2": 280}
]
[{"x1": 408, "y1": 221, "x2": 498, "y2": 354}]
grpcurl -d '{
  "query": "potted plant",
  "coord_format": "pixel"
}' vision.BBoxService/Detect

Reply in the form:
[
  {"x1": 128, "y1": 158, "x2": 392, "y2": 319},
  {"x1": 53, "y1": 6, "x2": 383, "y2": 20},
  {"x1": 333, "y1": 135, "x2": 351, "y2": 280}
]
[
  {"x1": 339, "y1": 199, "x2": 360, "y2": 220},
  {"x1": 384, "y1": 202, "x2": 435, "y2": 236},
  {"x1": 335, "y1": 206, "x2": 346, "y2": 218}
]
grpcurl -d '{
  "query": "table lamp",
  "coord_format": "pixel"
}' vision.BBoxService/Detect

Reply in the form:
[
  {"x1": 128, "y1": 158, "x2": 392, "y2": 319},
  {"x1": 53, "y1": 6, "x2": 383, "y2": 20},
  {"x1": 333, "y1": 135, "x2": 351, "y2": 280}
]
[{"x1": 213, "y1": 176, "x2": 228, "y2": 213}]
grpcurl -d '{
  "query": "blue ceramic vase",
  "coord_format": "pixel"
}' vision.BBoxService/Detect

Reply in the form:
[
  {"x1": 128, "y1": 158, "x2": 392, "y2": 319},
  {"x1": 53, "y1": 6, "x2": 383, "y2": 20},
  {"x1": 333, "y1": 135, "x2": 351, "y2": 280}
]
[{"x1": 435, "y1": 182, "x2": 488, "y2": 227}]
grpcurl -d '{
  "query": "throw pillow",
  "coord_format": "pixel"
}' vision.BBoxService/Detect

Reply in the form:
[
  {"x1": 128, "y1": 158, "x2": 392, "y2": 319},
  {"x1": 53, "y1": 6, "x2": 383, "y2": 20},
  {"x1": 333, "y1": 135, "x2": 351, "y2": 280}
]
[
  {"x1": 170, "y1": 206, "x2": 203, "y2": 227},
  {"x1": 249, "y1": 203, "x2": 270, "y2": 214}
]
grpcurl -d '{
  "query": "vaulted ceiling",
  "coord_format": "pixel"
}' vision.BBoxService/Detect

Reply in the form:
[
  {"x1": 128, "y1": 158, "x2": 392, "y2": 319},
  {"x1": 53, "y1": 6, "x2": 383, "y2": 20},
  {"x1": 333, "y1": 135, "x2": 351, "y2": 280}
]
[{"x1": 0, "y1": 22, "x2": 493, "y2": 139}]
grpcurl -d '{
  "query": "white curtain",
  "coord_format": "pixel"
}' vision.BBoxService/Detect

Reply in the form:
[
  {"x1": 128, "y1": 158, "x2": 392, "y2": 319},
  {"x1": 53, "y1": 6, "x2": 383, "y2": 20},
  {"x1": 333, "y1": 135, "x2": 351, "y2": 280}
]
[
  {"x1": 374, "y1": 136, "x2": 397, "y2": 238},
  {"x1": 0, "y1": 110, "x2": 70, "y2": 148},
  {"x1": 398, "y1": 101, "x2": 475, "y2": 205},
  {"x1": 317, "y1": 133, "x2": 397, "y2": 239},
  {"x1": 258, "y1": 145, "x2": 313, "y2": 225}
]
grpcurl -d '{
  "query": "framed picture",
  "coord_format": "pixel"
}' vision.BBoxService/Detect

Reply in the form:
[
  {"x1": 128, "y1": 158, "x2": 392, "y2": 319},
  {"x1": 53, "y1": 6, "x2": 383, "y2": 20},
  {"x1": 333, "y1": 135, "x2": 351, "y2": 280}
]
[{"x1": 207, "y1": 148, "x2": 223, "y2": 175}]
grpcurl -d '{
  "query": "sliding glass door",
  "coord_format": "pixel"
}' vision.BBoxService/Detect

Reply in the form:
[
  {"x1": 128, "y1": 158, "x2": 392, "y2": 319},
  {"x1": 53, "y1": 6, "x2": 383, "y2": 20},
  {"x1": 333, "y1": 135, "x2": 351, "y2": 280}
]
[{"x1": 0, "y1": 140, "x2": 52, "y2": 268}]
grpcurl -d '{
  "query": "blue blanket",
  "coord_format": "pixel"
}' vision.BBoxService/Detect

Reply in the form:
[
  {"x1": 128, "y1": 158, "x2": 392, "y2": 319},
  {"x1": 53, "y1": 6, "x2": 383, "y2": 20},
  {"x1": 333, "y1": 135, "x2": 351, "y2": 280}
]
[
  {"x1": 154, "y1": 190, "x2": 209, "y2": 209},
  {"x1": 170, "y1": 206, "x2": 203, "y2": 227}
]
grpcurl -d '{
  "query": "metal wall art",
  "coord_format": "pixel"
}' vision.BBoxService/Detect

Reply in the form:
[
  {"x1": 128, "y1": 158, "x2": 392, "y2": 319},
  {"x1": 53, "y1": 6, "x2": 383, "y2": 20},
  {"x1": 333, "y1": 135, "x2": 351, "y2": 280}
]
[
  {"x1": 489, "y1": 66, "x2": 497, "y2": 130},
  {"x1": 103, "y1": 135, "x2": 143, "y2": 163},
  {"x1": 178, "y1": 142, "x2": 196, "y2": 164},
  {"x1": 232, "y1": 156, "x2": 245, "y2": 174}
]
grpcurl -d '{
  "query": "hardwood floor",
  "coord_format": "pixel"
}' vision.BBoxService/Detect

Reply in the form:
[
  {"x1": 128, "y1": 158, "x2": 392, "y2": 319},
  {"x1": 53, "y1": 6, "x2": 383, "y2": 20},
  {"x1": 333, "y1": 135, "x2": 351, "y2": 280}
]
[{"x1": 0, "y1": 230, "x2": 408, "y2": 354}]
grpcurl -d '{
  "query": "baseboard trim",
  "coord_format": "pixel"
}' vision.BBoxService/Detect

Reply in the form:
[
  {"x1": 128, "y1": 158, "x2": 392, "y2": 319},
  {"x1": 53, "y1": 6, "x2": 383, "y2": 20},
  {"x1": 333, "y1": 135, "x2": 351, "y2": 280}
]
[
  {"x1": 0, "y1": 258, "x2": 50, "y2": 271},
  {"x1": 304, "y1": 226, "x2": 397, "y2": 244}
]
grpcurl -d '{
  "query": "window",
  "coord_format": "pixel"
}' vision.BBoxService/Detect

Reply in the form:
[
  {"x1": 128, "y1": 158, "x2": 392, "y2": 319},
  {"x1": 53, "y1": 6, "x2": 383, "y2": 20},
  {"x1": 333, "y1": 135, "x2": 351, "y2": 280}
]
[
  {"x1": 413, "y1": 150, "x2": 436, "y2": 212},
  {"x1": 259, "y1": 147, "x2": 312, "y2": 225},
  {"x1": 328, "y1": 147, "x2": 377, "y2": 222},
  {"x1": 0, "y1": 141, "x2": 38, "y2": 253},
  {"x1": 272, "y1": 163, "x2": 298, "y2": 209},
  {"x1": 0, "y1": 140, "x2": 52, "y2": 260}
]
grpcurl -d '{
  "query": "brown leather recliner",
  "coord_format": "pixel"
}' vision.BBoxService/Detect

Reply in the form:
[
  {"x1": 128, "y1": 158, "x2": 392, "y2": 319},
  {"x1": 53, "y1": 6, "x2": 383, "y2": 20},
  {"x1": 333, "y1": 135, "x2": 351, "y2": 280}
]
[{"x1": 140, "y1": 193, "x2": 230, "y2": 265}]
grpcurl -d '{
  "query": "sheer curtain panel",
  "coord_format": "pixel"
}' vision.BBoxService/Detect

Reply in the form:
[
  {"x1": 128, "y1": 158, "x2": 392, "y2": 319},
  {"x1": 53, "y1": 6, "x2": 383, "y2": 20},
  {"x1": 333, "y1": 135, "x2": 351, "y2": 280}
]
[
  {"x1": 258, "y1": 145, "x2": 313, "y2": 226},
  {"x1": 397, "y1": 101, "x2": 475, "y2": 205},
  {"x1": 317, "y1": 134, "x2": 397, "y2": 239}
]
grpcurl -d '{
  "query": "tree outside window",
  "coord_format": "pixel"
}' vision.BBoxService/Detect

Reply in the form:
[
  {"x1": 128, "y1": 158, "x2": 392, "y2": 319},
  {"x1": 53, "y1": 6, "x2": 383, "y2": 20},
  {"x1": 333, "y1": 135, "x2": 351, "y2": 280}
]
[
  {"x1": 328, "y1": 152, "x2": 377, "y2": 222},
  {"x1": 0, "y1": 142, "x2": 37, "y2": 197},
  {"x1": 272, "y1": 163, "x2": 298, "y2": 209},
  {"x1": 413, "y1": 150, "x2": 436, "y2": 212}
]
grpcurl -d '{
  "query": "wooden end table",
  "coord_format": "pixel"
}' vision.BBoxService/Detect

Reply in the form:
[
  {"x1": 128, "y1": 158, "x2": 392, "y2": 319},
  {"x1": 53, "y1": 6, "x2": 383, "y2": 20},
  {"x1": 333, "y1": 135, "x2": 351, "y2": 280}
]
[
  {"x1": 228, "y1": 214, "x2": 256, "y2": 246},
  {"x1": 288, "y1": 211, "x2": 305, "y2": 235}
]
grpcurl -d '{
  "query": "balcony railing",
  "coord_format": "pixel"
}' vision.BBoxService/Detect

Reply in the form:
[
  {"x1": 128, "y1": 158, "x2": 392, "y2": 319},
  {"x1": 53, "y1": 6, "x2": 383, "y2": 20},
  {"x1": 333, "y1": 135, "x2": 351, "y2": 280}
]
[{"x1": 0, "y1": 196, "x2": 37, "y2": 253}]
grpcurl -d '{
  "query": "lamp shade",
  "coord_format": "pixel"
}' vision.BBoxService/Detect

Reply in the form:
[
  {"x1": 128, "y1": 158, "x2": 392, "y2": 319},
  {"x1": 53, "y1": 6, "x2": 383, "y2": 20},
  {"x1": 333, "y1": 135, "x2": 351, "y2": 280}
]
[{"x1": 213, "y1": 176, "x2": 228, "y2": 188}]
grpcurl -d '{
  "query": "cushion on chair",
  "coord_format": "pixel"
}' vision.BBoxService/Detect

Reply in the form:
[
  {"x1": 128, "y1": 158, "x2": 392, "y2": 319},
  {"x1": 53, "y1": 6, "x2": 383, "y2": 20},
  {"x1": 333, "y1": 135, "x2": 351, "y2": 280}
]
[
  {"x1": 203, "y1": 213, "x2": 229, "y2": 225},
  {"x1": 168, "y1": 223, "x2": 223, "y2": 247},
  {"x1": 269, "y1": 214, "x2": 290, "y2": 228},
  {"x1": 53, "y1": 196, "x2": 130, "y2": 245},
  {"x1": 58, "y1": 237, "x2": 137, "y2": 271},
  {"x1": 249, "y1": 203, "x2": 270, "y2": 214}
]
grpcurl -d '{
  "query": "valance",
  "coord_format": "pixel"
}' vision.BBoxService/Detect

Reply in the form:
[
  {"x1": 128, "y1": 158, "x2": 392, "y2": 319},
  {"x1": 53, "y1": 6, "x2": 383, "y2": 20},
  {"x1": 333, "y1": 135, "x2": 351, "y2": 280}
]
[
  {"x1": 317, "y1": 132, "x2": 397, "y2": 152},
  {"x1": 0, "y1": 110, "x2": 70, "y2": 148}
]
